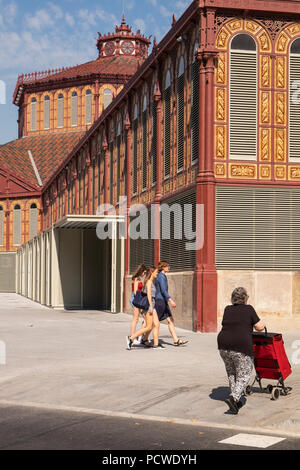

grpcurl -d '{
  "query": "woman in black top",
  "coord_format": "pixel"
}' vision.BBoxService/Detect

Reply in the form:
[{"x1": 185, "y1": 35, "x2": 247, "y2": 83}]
[{"x1": 217, "y1": 287, "x2": 265, "y2": 414}]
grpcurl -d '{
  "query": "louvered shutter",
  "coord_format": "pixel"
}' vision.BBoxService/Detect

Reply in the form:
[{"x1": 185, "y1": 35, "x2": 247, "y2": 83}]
[
  {"x1": 152, "y1": 101, "x2": 157, "y2": 185},
  {"x1": 164, "y1": 87, "x2": 171, "y2": 178},
  {"x1": 71, "y1": 93, "x2": 78, "y2": 127},
  {"x1": 160, "y1": 189, "x2": 196, "y2": 272},
  {"x1": 116, "y1": 136, "x2": 121, "y2": 203},
  {"x1": 142, "y1": 110, "x2": 147, "y2": 190},
  {"x1": 29, "y1": 205, "x2": 37, "y2": 240},
  {"x1": 177, "y1": 74, "x2": 185, "y2": 171},
  {"x1": 129, "y1": 207, "x2": 155, "y2": 273},
  {"x1": 216, "y1": 186, "x2": 300, "y2": 270},
  {"x1": 133, "y1": 119, "x2": 138, "y2": 194},
  {"x1": 85, "y1": 90, "x2": 92, "y2": 125},
  {"x1": 124, "y1": 131, "x2": 127, "y2": 195},
  {"x1": 191, "y1": 61, "x2": 199, "y2": 163},
  {"x1": 44, "y1": 97, "x2": 50, "y2": 130},
  {"x1": 57, "y1": 95, "x2": 64, "y2": 128},
  {"x1": 13, "y1": 206, "x2": 21, "y2": 246},
  {"x1": 289, "y1": 55, "x2": 300, "y2": 159},
  {"x1": 230, "y1": 51, "x2": 257, "y2": 159},
  {"x1": 103, "y1": 89, "x2": 112, "y2": 110},
  {"x1": 110, "y1": 142, "x2": 114, "y2": 205},
  {"x1": 31, "y1": 100, "x2": 37, "y2": 131},
  {"x1": 0, "y1": 207, "x2": 3, "y2": 246}
]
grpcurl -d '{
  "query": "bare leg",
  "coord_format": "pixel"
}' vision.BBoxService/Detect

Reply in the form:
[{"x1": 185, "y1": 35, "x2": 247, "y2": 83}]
[
  {"x1": 152, "y1": 310, "x2": 160, "y2": 346},
  {"x1": 130, "y1": 313, "x2": 153, "y2": 341},
  {"x1": 166, "y1": 316, "x2": 178, "y2": 342},
  {"x1": 130, "y1": 307, "x2": 141, "y2": 337}
]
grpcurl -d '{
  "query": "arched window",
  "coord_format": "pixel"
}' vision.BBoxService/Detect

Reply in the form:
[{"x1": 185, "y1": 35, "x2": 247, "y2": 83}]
[
  {"x1": 177, "y1": 56, "x2": 185, "y2": 171},
  {"x1": 13, "y1": 204, "x2": 21, "y2": 246},
  {"x1": 71, "y1": 91, "x2": 78, "y2": 127},
  {"x1": 142, "y1": 94, "x2": 148, "y2": 190},
  {"x1": 29, "y1": 203, "x2": 37, "y2": 240},
  {"x1": 230, "y1": 33, "x2": 257, "y2": 160},
  {"x1": 191, "y1": 42, "x2": 199, "y2": 163},
  {"x1": 44, "y1": 96, "x2": 50, "y2": 129},
  {"x1": 85, "y1": 89, "x2": 92, "y2": 125},
  {"x1": 30, "y1": 98, "x2": 37, "y2": 131},
  {"x1": 0, "y1": 206, "x2": 3, "y2": 247},
  {"x1": 289, "y1": 38, "x2": 300, "y2": 160},
  {"x1": 133, "y1": 103, "x2": 138, "y2": 194},
  {"x1": 57, "y1": 93, "x2": 64, "y2": 128},
  {"x1": 103, "y1": 89, "x2": 113, "y2": 110},
  {"x1": 152, "y1": 82, "x2": 157, "y2": 185},
  {"x1": 164, "y1": 70, "x2": 171, "y2": 178}
]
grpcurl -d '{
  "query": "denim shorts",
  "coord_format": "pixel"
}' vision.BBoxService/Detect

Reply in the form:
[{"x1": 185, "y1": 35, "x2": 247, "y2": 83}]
[{"x1": 129, "y1": 292, "x2": 135, "y2": 307}]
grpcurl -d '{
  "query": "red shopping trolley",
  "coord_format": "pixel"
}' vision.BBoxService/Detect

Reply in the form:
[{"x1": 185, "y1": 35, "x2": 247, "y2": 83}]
[{"x1": 245, "y1": 328, "x2": 292, "y2": 400}]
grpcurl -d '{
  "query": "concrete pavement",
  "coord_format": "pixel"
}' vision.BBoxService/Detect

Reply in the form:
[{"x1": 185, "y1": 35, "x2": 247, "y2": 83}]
[{"x1": 0, "y1": 293, "x2": 300, "y2": 440}]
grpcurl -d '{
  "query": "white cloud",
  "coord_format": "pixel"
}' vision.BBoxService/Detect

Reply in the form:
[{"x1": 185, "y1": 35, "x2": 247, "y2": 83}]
[
  {"x1": 25, "y1": 9, "x2": 54, "y2": 31},
  {"x1": 133, "y1": 18, "x2": 146, "y2": 34},
  {"x1": 65, "y1": 13, "x2": 75, "y2": 27},
  {"x1": 159, "y1": 5, "x2": 171, "y2": 18}
]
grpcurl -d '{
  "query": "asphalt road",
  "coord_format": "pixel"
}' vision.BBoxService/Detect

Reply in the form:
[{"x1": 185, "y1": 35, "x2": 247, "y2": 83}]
[{"x1": 0, "y1": 403, "x2": 299, "y2": 453}]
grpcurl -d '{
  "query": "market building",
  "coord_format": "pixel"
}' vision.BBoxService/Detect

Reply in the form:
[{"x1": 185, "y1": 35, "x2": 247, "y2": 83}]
[{"x1": 2, "y1": 0, "x2": 300, "y2": 331}]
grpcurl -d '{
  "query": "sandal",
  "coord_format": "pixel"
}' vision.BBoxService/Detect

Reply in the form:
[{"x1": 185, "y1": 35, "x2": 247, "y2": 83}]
[{"x1": 174, "y1": 339, "x2": 188, "y2": 346}]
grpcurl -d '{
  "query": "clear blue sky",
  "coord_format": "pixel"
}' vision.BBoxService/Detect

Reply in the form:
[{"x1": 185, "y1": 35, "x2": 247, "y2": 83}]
[{"x1": 0, "y1": 0, "x2": 191, "y2": 144}]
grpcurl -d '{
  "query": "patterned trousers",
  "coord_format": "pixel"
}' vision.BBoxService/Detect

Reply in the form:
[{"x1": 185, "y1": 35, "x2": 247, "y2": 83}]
[{"x1": 219, "y1": 349, "x2": 254, "y2": 401}]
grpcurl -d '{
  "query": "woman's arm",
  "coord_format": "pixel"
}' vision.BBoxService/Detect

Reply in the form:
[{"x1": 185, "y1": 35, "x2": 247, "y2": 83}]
[
  {"x1": 133, "y1": 279, "x2": 139, "y2": 295},
  {"x1": 254, "y1": 320, "x2": 265, "y2": 331}
]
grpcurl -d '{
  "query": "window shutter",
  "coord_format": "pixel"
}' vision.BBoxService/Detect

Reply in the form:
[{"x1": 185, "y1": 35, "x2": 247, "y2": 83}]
[
  {"x1": 230, "y1": 51, "x2": 257, "y2": 159},
  {"x1": 130, "y1": 208, "x2": 155, "y2": 273},
  {"x1": 85, "y1": 90, "x2": 92, "y2": 125},
  {"x1": 29, "y1": 205, "x2": 37, "y2": 240},
  {"x1": 216, "y1": 186, "x2": 300, "y2": 270},
  {"x1": 133, "y1": 119, "x2": 138, "y2": 194},
  {"x1": 289, "y1": 55, "x2": 300, "y2": 159},
  {"x1": 44, "y1": 97, "x2": 50, "y2": 129},
  {"x1": 117, "y1": 135, "x2": 121, "y2": 203},
  {"x1": 71, "y1": 93, "x2": 78, "y2": 127},
  {"x1": 103, "y1": 89, "x2": 112, "y2": 110},
  {"x1": 160, "y1": 189, "x2": 196, "y2": 272},
  {"x1": 0, "y1": 207, "x2": 3, "y2": 246},
  {"x1": 177, "y1": 74, "x2": 185, "y2": 171},
  {"x1": 191, "y1": 61, "x2": 199, "y2": 163},
  {"x1": 13, "y1": 206, "x2": 21, "y2": 246},
  {"x1": 110, "y1": 142, "x2": 114, "y2": 205},
  {"x1": 57, "y1": 95, "x2": 64, "y2": 128},
  {"x1": 142, "y1": 110, "x2": 147, "y2": 190},
  {"x1": 164, "y1": 86, "x2": 171, "y2": 178},
  {"x1": 152, "y1": 101, "x2": 157, "y2": 185},
  {"x1": 124, "y1": 131, "x2": 127, "y2": 195},
  {"x1": 31, "y1": 100, "x2": 37, "y2": 131}
]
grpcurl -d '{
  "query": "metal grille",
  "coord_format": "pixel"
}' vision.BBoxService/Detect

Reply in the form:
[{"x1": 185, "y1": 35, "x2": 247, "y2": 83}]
[
  {"x1": 152, "y1": 101, "x2": 157, "y2": 185},
  {"x1": 30, "y1": 100, "x2": 37, "y2": 131},
  {"x1": 191, "y1": 61, "x2": 199, "y2": 163},
  {"x1": 13, "y1": 206, "x2": 21, "y2": 246},
  {"x1": 164, "y1": 86, "x2": 171, "y2": 178},
  {"x1": 57, "y1": 95, "x2": 64, "y2": 128},
  {"x1": 29, "y1": 205, "x2": 37, "y2": 240},
  {"x1": 216, "y1": 186, "x2": 300, "y2": 270},
  {"x1": 160, "y1": 189, "x2": 196, "y2": 272},
  {"x1": 85, "y1": 90, "x2": 92, "y2": 125},
  {"x1": 110, "y1": 142, "x2": 114, "y2": 205},
  {"x1": 129, "y1": 208, "x2": 155, "y2": 273},
  {"x1": 71, "y1": 93, "x2": 78, "y2": 127},
  {"x1": 177, "y1": 74, "x2": 185, "y2": 171},
  {"x1": 133, "y1": 119, "x2": 138, "y2": 194},
  {"x1": 44, "y1": 97, "x2": 50, "y2": 130},
  {"x1": 289, "y1": 55, "x2": 300, "y2": 159},
  {"x1": 142, "y1": 110, "x2": 147, "y2": 190},
  {"x1": 230, "y1": 51, "x2": 257, "y2": 160},
  {"x1": 117, "y1": 136, "x2": 121, "y2": 203}
]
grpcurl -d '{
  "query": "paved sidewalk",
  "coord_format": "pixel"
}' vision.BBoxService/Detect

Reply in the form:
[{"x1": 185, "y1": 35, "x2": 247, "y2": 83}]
[{"x1": 0, "y1": 294, "x2": 300, "y2": 438}]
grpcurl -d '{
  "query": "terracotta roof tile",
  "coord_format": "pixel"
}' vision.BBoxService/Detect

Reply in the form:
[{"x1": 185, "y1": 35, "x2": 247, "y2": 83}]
[{"x1": 0, "y1": 131, "x2": 85, "y2": 188}]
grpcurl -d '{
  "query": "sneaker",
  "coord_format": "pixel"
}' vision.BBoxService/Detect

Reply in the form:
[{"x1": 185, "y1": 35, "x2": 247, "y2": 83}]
[
  {"x1": 126, "y1": 336, "x2": 133, "y2": 350},
  {"x1": 133, "y1": 339, "x2": 141, "y2": 345},
  {"x1": 152, "y1": 343, "x2": 166, "y2": 349},
  {"x1": 225, "y1": 396, "x2": 239, "y2": 414}
]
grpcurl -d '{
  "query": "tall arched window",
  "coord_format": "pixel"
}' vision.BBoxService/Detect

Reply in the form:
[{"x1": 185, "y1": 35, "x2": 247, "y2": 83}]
[
  {"x1": 44, "y1": 95, "x2": 50, "y2": 129},
  {"x1": 71, "y1": 91, "x2": 78, "y2": 127},
  {"x1": 30, "y1": 98, "x2": 37, "y2": 131},
  {"x1": 57, "y1": 93, "x2": 64, "y2": 128},
  {"x1": 164, "y1": 70, "x2": 171, "y2": 178},
  {"x1": 103, "y1": 89, "x2": 113, "y2": 110},
  {"x1": 29, "y1": 203, "x2": 37, "y2": 240},
  {"x1": 142, "y1": 94, "x2": 148, "y2": 190},
  {"x1": 177, "y1": 56, "x2": 185, "y2": 171},
  {"x1": 0, "y1": 206, "x2": 3, "y2": 247},
  {"x1": 289, "y1": 38, "x2": 300, "y2": 160},
  {"x1": 133, "y1": 103, "x2": 138, "y2": 194},
  {"x1": 85, "y1": 89, "x2": 92, "y2": 125},
  {"x1": 191, "y1": 42, "x2": 199, "y2": 163},
  {"x1": 230, "y1": 33, "x2": 257, "y2": 160},
  {"x1": 13, "y1": 204, "x2": 21, "y2": 246}
]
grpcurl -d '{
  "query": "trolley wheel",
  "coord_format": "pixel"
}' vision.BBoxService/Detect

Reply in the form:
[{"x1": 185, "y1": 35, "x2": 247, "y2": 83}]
[
  {"x1": 266, "y1": 384, "x2": 273, "y2": 394},
  {"x1": 245, "y1": 385, "x2": 252, "y2": 395},
  {"x1": 271, "y1": 388, "x2": 280, "y2": 400}
]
